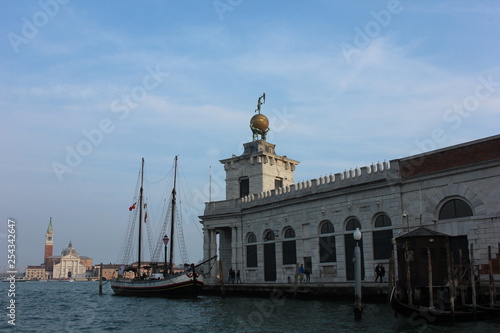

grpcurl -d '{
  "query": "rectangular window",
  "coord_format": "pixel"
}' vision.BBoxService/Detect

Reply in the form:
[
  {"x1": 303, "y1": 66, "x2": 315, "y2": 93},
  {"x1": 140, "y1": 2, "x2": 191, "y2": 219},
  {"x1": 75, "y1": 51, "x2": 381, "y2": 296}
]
[
  {"x1": 373, "y1": 229, "x2": 393, "y2": 260},
  {"x1": 319, "y1": 236, "x2": 336, "y2": 263},
  {"x1": 246, "y1": 244, "x2": 257, "y2": 267},
  {"x1": 240, "y1": 178, "x2": 249, "y2": 198},
  {"x1": 275, "y1": 178, "x2": 283, "y2": 189},
  {"x1": 282, "y1": 240, "x2": 297, "y2": 265}
]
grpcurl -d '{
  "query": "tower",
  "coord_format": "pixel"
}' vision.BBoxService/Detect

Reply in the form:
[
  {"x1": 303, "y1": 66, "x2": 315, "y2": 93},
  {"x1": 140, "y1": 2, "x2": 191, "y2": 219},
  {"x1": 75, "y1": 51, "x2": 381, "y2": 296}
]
[
  {"x1": 221, "y1": 94, "x2": 299, "y2": 200},
  {"x1": 44, "y1": 217, "x2": 54, "y2": 264}
]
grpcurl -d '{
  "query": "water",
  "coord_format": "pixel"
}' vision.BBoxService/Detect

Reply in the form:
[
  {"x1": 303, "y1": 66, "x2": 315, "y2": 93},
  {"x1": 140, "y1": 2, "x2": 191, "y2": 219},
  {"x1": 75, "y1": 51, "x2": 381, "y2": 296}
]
[{"x1": 1, "y1": 281, "x2": 499, "y2": 332}]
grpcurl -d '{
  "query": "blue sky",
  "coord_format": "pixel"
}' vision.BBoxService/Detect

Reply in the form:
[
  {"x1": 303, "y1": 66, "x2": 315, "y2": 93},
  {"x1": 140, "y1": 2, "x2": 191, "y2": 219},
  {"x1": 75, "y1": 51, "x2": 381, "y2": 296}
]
[{"x1": 1, "y1": 0, "x2": 499, "y2": 272}]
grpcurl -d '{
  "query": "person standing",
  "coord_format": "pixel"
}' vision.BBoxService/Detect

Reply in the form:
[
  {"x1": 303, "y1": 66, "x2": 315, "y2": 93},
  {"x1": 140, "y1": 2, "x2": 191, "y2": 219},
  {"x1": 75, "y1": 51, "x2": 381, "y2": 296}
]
[
  {"x1": 236, "y1": 270, "x2": 241, "y2": 283},
  {"x1": 375, "y1": 263, "x2": 385, "y2": 282},
  {"x1": 298, "y1": 264, "x2": 305, "y2": 283}
]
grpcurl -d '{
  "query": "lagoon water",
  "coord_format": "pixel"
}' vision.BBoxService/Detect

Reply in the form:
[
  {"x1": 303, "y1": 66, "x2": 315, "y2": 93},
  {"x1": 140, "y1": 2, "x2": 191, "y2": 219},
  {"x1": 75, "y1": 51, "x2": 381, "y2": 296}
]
[{"x1": 1, "y1": 281, "x2": 500, "y2": 332}]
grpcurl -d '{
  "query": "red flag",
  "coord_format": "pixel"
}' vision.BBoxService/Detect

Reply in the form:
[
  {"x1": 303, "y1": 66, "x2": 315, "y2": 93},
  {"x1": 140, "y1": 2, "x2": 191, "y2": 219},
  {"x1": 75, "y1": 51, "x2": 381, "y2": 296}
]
[
  {"x1": 144, "y1": 212, "x2": 148, "y2": 223},
  {"x1": 129, "y1": 203, "x2": 136, "y2": 211}
]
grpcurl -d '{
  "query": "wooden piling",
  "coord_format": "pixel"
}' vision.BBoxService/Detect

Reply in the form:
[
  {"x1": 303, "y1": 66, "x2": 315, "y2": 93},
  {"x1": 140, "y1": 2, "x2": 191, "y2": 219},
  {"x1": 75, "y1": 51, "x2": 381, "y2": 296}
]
[
  {"x1": 388, "y1": 250, "x2": 395, "y2": 301},
  {"x1": 99, "y1": 263, "x2": 103, "y2": 295},
  {"x1": 293, "y1": 263, "x2": 299, "y2": 298},
  {"x1": 219, "y1": 259, "x2": 225, "y2": 298},
  {"x1": 427, "y1": 248, "x2": 433, "y2": 307},
  {"x1": 489, "y1": 246, "x2": 496, "y2": 307},
  {"x1": 405, "y1": 242, "x2": 412, "y2": 306},
  {"x1": 458, "y1": 249, "x2": 465, "y2": 305},
  {"x1": 446, "y1": 241, "x2": 455, "y2": 324},
  {"x1": 470, "y1": 243, "x2": 477, "y2": 321}
]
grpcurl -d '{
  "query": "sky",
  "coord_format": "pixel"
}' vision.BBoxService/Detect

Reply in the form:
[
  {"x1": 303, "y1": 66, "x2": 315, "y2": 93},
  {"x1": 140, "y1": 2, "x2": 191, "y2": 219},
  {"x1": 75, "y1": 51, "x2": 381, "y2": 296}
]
[{"x1": 1, "y1": 0, "x2": 499, "y2": 273}]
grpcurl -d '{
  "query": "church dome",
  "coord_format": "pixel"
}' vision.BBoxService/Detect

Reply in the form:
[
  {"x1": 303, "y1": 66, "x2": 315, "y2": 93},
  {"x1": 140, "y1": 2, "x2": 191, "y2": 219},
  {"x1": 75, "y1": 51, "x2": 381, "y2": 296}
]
[{"x1": 61, "y1": 241, "x2": 78, "y2": 257}]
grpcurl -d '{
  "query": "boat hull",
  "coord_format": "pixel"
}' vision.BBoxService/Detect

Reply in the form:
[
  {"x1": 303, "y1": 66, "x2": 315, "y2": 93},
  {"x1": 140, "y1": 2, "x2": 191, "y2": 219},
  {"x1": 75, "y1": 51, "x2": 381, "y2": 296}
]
[{"x1": 110, "y1": 273, "x2": 203, "y2": 298}]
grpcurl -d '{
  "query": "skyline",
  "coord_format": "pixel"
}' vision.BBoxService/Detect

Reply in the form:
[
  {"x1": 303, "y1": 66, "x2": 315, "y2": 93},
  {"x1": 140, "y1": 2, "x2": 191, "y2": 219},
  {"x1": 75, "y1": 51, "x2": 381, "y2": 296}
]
[{"x1": 1, "y1": 1, "x2": 499, "y2": 271}]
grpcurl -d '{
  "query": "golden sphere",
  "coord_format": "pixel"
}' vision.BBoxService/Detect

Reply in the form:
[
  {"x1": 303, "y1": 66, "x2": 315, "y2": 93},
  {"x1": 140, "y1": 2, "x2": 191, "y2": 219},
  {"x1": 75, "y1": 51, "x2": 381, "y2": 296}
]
[{"x1": 250, "y1": 113, "x2": 269, "y2": 132}]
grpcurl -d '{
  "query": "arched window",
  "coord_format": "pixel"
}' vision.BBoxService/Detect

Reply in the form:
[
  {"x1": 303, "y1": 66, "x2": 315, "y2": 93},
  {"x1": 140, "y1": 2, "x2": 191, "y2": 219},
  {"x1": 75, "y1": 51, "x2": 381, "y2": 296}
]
[
  {"x1": 319, "y1": 221, "x2": 336, "y2": 263},
  {"x1": 282, "y1": 227, "x2": 297, "y2": 265},
  {"x1": 346, "y1": 218, "x2": 361, "y2": 231},
  {"x1": 373, "y1": 214, "x2": 393, "y2": 260},
  {"x1": 264, "y1": 230, "x2": 275, "y2": 241},
  {"x1": 439, "y1": 199, "x2": 473, "y2": 220},
  {"x1": 284, "y1": 227, "x2": 296, "y2": 238},
  {"x1": 248, "y1": 233, "x2": 257, "y2": 243},
  {"x1": 374, "y1": 215, "x2": 391, "y2": 227},
  {"x1": 246, "y1": 233, "x2": 257, "y2": 267},
  {"x1": 321, "y1": 221, "x2": 335, "y2": 234}
]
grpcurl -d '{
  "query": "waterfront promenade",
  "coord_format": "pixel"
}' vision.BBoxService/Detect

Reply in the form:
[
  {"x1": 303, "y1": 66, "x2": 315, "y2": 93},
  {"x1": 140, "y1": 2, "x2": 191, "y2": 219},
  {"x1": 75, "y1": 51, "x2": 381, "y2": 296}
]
[{"x1": 203, "y1": 282, "x2": 391, "y2": 301}]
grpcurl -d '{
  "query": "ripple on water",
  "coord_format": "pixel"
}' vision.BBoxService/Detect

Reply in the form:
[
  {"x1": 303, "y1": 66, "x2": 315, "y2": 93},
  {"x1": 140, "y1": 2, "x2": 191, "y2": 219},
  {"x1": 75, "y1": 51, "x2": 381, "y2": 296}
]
[{"x1": 2, "y1": 282, "x2": 499, "y2": 332}]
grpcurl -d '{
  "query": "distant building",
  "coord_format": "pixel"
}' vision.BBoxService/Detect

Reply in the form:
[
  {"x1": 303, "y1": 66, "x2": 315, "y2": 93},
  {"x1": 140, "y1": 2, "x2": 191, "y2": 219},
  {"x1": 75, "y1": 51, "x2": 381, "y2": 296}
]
[
  {"x1": 24, "y1": 265, "x2": 47, "y2": 280},
  {"x1": 52, "y1": 241, "x2": 92, "y2": 279},
  {"x1": 200, "y1": 108, "x2": 500, "y2": 285},
  {"x1": 25, "y1": 219, "x2": 93, "y2": 280}
]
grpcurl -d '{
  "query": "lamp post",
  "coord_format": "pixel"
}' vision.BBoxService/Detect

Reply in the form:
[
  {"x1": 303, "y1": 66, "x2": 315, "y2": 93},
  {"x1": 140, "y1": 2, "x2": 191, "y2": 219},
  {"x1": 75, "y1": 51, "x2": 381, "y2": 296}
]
[
  {"x1": 353, "y1": 227, "x2": 363, "y2": 320},
  {"x1": 163, "y1": 235, "x2": 169, "y2": 277}
]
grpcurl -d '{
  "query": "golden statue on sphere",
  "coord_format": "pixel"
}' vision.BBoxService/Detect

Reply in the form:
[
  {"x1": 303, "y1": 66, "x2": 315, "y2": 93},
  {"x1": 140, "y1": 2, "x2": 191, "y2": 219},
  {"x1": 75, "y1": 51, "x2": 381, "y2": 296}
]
[{"x1": 250, "y1": 93, "x2": 270, "y2": 141}]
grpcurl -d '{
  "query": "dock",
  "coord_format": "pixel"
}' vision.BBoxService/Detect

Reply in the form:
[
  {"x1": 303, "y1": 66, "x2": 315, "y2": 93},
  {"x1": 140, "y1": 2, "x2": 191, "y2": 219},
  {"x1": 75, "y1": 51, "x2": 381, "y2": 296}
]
[
  {"x1": 202, "y1": 282, "x2": 390, "y2": 302},
  {"x1": 202, "y1": 282, "x2": 500, "y2": 303}
]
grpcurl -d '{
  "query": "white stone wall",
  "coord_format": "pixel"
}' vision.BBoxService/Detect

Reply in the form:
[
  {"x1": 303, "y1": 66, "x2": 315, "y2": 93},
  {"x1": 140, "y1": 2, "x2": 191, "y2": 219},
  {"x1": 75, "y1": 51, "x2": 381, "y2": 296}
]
[
  {"x1": 202, "y1": 141, "x2": 500, "y2": 284},
  {"x1": 53, "y1": 255, "x2": 87, "y2": 279}
]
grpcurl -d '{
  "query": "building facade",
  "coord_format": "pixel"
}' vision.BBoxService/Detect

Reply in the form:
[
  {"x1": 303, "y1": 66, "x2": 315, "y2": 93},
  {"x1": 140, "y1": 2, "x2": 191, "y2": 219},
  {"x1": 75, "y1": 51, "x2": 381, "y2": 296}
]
[
  {"x1": 25, "y1": 220, "x2": 93, "y2": 280},
  {"x1": 200, "y1": 133, "x2": 500, "y2": 285},
  {"x1": 25, "y1": 266, "x2": 48, "y2": 280},
  {"x1": 52, "y1": 241, "x2": 92, "y2": 279}
]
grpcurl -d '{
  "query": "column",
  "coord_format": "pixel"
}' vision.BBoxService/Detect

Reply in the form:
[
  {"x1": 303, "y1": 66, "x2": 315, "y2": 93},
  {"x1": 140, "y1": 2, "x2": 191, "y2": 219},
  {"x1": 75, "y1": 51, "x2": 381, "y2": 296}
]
[
  {"x1": 203, "y1": 228, "x2": 210, "y2": 275},
  {"x1": 210, "y1": 229, "x2": 218, "y2": 277},
  {"x1": 231, "y1": 227, "x2": 237, "y2": 269}
]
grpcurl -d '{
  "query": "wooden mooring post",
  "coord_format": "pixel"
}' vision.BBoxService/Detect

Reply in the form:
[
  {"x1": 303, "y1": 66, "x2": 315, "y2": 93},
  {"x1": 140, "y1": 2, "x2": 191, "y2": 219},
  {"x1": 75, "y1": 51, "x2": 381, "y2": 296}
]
[
  {"x1": 489, "y1": 246, "x2": 496, "y2": 307},
  {"x1": 388, "y1": 250, "x2": 396, "y2": 301},
  {"x1": 446, "y1": 241, "x2": 455, "y2": 325},
  {"x1": 459, "y1": 249, "x2": 466, "y2": 306},
  {"x1": 470, "y1": 243, "x2": 477, "y2": 321},
  {"x1": 219, "y1": 259, "x2": 225, "y2": 298},
  {"x1": 405, "y1": 242, "x2": 413, "y2": 306},
  {"x1": 99, "y1": 263, "x2": 103, "y2": 295},
  {"x1": 427, "y1": 248, "x2": 433, "y2": 307}
]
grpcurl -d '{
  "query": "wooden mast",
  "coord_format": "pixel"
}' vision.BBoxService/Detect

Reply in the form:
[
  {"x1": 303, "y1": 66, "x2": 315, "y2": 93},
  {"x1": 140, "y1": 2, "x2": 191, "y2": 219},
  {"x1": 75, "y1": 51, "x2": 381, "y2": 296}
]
[
  {"x1": 168, "y1": 155, "x2": 178, "y2": 275},
  {"x1": 137, "y1": 157, "x2": 145, "y2": 278}
]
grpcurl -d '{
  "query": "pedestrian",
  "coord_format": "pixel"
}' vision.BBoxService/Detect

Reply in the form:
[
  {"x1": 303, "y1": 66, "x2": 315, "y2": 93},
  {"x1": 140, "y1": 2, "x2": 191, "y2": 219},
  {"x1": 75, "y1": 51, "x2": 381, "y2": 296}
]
[
  {"x1": 298, "y1": 264, "x2": 305, "y2": 283},
  {"x1": 305, "y1": 269, "x2": 311, "y2": 283},
  {"x1": 236, "y1": 270, "x2": 241, "y2": 283},
  {"x1": 375, "y1": 263, "x2": 385, "y2": 282}
]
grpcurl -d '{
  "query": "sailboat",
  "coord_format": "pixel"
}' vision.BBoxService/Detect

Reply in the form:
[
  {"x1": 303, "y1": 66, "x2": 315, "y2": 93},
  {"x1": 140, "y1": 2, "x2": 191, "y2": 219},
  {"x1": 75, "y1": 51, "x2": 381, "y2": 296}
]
[{"x1": 110, "y1": 156, "x2": 204, "y2": 297}]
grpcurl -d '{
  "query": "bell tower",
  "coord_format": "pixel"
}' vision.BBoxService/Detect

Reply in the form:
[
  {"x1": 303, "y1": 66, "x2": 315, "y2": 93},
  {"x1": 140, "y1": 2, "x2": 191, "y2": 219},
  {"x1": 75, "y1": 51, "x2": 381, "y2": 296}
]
[
  {"x1": 44, "y1": 218, "x2": 54, "y2": 264},
  {"x1": 221, "y1": 94, "x2": 299, "y2": 200}
]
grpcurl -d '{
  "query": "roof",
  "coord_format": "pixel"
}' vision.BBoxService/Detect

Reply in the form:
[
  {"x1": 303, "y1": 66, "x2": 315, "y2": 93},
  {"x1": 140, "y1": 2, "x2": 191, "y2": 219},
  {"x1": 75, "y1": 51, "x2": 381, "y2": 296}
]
[
  {"x1": 396, "y1": 227, "x2": 449, "y2": 239},
  {"x1": 47, "y1": 218, "x2": 53, "y2": 233}
]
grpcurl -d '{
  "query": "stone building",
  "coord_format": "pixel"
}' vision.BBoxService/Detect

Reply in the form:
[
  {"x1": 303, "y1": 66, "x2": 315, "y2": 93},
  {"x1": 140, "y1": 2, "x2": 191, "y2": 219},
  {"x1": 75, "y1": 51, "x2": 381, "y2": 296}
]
[
  {"x1": 199, "y1": 108, "x2": 500, "y2": 285},
  {"x1": 25, "y1": 265, "x2": 47, "y2": 280},
  {"x1": 52, "y1": 241, "x2": 92, "y2": 279},
  {"x1": 25, "y1": 220, "x2": 93, "y2": 279}
]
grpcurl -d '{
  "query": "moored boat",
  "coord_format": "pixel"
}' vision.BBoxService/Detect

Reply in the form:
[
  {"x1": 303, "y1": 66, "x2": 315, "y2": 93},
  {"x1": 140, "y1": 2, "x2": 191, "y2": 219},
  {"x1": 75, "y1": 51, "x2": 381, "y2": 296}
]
[
  {"x1": 110, "y1": 156, "x2": 208, "y2": 298},
  {"x1": 389, "y1": 287, "x2": 495, "y2": 323}
]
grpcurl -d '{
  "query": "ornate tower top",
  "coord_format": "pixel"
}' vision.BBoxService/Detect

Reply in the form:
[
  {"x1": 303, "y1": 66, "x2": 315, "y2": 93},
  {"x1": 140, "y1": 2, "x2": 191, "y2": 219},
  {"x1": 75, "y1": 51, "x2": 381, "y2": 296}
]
[
  {"x1": 47, "y1": 217, "x2": 53, "y2": 233},
  {"x1": 44, "y1": 217, "x2": 54, "y2": 263},
  {"x1": 250, "y1": 93, "x2": 270, "y2": 141}
]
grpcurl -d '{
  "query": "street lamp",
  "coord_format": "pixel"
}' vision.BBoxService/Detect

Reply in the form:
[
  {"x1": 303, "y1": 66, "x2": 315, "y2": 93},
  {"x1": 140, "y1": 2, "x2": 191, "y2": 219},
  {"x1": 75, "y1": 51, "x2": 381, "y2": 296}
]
[
  {"x1": 163, "y1": 235, "x2": 169, "y2": 277},
  {"x1": 353, "y1": 227, "x2": 363, "y2": 320}
]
